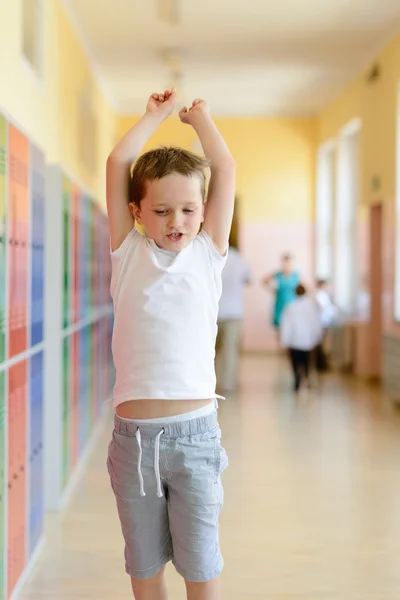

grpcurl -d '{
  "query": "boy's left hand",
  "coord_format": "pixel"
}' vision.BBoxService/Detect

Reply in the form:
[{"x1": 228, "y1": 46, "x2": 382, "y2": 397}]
[{"x1": 179, "y1": 99, "x2": 210, "y2": 125}]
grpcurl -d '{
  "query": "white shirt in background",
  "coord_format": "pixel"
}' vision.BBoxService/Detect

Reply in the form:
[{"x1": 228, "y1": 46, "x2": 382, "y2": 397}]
[
  {"x1": 218, "y1": 247, "x2": 251, "y2": 321},
  {"x1": 280, "y1": 296, "x2": 323, "y2": 351}
]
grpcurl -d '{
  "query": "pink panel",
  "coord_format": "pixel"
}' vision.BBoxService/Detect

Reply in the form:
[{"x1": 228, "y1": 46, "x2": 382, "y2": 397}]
[{"x1": 240, "y1": 221, "x2": 314, "y2": 351}]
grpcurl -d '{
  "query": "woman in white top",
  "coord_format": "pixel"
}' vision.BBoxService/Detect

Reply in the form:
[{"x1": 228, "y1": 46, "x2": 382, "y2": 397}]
[{"x1": 216, "y1": 234, "x2": 250, "y2": 393}]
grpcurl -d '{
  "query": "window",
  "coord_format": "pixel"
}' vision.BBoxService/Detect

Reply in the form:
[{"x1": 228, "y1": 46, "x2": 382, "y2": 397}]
[
  {"x1": 22, "y1": 0, "x2": 44, "y2": 79},
  {"x1": 315, "y1": 142, "x2": 335, "y2": 281},
  {"x1": 334, "y1": 120, "x2": 361, "y2": 314}
]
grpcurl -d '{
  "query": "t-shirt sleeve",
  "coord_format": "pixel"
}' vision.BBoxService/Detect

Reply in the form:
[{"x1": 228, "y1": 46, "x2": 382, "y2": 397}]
[
  {"x1": 196, "y1": 229, "x2": 228, "y2": 271},
  {"x1": 110, "y1": 227, "x2": 142, "y2": 296}
]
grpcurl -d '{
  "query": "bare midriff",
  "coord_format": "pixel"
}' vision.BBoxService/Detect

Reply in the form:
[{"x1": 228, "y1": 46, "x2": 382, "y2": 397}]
[{"x1": 115, "y1": 398, "x2": 213, "y2": 420}]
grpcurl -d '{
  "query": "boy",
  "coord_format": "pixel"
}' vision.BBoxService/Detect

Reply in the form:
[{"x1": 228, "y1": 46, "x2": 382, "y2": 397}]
[
  {"x1": 106, "y1": 88, "x2": 235, "y2": 600},
  {"x1": 280, "y1": 284, "x2": 322, "y2": 392}
]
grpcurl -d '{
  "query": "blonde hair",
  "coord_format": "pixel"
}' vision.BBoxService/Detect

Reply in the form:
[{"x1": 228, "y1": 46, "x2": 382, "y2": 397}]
[{"x1": 130, "y1": 146, "x2": 209, "y2": 206}]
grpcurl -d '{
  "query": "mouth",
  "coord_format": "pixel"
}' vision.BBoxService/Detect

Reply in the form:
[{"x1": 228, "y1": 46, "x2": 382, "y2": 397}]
[{"x1": 167, "y1": 232, "x2": 184, "y2": 242}]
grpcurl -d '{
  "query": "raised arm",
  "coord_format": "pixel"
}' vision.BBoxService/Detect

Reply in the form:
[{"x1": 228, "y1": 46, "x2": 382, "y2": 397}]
[
  {"x1": 106, "y1": 89, "x2": 177, "y2": 251},
  {"x1": 179, "y1": 100, "x2": 235, "y2": 255}
]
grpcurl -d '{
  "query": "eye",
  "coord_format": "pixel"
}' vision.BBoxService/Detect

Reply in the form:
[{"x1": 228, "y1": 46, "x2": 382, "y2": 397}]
[
  {"x1": 183, "y1": 209, "x2": 195, "y2": 214},
  {"x1": 155, "y1": 210, "x2": 168, "y2": 215}
]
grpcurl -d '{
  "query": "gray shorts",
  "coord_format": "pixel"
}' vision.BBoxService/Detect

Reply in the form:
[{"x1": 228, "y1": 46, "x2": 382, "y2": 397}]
[{"x1": 107, "y1": 410, "x2": 228, "y2": 582}]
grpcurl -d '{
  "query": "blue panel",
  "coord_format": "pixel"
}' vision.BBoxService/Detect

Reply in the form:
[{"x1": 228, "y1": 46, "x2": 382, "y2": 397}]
[
  {"x1": 30, "y1": 146, "x2": 45, "y2": 347},
  {"x1": 29, "y1": 351, "x2": 44, "y2": 557}
]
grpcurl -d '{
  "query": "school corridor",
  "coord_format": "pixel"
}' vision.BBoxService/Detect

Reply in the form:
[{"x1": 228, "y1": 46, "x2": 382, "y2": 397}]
[
  {"x1": 18, "y1": 355, "x2": 400, "y2": 599},
  {"x1": 3, "y1": 1, "x2": 400, "y2": 599}
]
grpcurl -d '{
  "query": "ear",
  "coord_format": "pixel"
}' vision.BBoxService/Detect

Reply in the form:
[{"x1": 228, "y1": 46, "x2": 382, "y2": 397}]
[{"x1": 129, "y1": 202, "x2": 142, "y2": 224}]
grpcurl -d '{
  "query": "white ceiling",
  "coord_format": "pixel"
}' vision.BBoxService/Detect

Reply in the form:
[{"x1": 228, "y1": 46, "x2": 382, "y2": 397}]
[{"x1": 62, "y1": 0, "x2": 400, "y2": 116}]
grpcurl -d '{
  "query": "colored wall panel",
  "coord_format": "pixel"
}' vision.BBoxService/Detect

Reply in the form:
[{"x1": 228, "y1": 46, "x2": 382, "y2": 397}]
[
  {"x1": 30, "y1": 146, "x2": 45, "y2": 347},
  {"x1": 8, "y1": 126, "x2": 29, "y2": 358},
  {"x1": 78, "y1": 198, "x2": 87, "y2": 321},
  {"x1": 62, "y1": 176, "x2": 72, "y2": 329},
  {"x1": 57, "y1": 170, "x2": 114, "y2": 495},
  {"x1": 91, "y1": 322, "x2": 98, "y2": 422},
  {"x1": 7, "y1": 360, "x2": 27, "y2": 598},
  {"x1": 78, "y1": 328, "x2": 86, "y2": 457},
  {"x1": 71, "y1": 331, "x2": 79, "y2": 468},
  {"x1": 29, "y1": 352, "x2": 44, "y2": 557},
  {"x1": 0, "y1": 117, "x2": 7, "y2": 365},
  {"x1": 72, "y1": 186, "x2": 80, "y2": 325},
  {"x1": 0, "y1": 371, "x2": 5, "y2": 600},
  {"x1": 62, "y1": 336, "x2": 71, "y2": 489}
]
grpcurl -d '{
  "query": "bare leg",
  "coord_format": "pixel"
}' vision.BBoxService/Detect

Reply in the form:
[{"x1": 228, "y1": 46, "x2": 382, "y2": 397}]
[
  {"x1": 131, "y1": 568, "x2": 168, "y2": 600},
  {"x1": 185, "y1": 578, "x2": 221, "y2": 600}
]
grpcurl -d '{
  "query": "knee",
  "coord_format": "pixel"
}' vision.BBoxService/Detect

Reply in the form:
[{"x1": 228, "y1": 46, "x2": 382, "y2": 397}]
[
  {"x1": 185, "y1": 577, "x2": 221, "y2": 600},
  {"x1": 131, "y1": 567, "x2": 167, "y2": 599}
]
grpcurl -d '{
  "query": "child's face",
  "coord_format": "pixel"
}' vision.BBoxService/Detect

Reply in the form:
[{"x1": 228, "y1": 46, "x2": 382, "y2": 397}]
[{"x1": 131, "y1": 173, "x2": 205, "y2": 252}]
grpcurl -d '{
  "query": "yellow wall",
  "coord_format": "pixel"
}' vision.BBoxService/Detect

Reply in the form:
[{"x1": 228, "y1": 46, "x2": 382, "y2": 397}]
[
  {"x1": 0, "y1": 0, "x2": 117, "y2": 205},
  {"x1": 118, "y1": 115, "x2": 317, "y2": 223},
  {"x1": 318, "y1": 32, "x2": 400, "y2": 206}
]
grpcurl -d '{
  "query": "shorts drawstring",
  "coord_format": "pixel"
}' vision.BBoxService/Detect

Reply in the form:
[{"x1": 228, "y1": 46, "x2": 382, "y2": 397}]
[
  {"x1": 135, "y1": 428, "x2": 146, "y2": 497},
  {"x1": 154, "y1": 429, "x2": 165, "y2": 498},
  {"x1": 136, "y1": 427, "x2": 165, "y2": 498}
]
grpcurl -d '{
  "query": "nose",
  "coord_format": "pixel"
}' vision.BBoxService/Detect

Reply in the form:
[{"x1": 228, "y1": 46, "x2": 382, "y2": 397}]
[{"x1": 168, "y1": 212, "x2": 183, "y2": 230}]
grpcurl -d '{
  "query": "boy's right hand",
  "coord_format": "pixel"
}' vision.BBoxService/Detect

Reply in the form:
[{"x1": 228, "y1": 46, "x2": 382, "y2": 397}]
[{"x1": 146, "y1": 89, "x2": 177, "y2": 120}]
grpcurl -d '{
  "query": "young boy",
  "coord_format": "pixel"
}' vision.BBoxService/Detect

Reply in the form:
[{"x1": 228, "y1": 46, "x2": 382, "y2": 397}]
[
  {"x1": 280, "y1": 284, "x2": 322, "y2": 392},
  {"x1": 106, "y1": 89, "x2": 235, "y2": 600}
]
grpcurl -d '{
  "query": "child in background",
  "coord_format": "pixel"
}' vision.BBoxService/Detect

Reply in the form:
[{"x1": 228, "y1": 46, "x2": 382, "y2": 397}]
[
  {"x1": 106, "y1": 89, "x2": 235, "y2": 600},
  {"x1": 280, "y1": 284, "x2": 322, "y2": 392}
]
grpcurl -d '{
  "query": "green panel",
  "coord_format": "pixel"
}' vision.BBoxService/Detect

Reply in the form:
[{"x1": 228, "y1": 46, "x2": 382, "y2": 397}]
[
  {"x1": 62, "y1": 337, "x2": 70, "y2": 489},
  {"x1": 0, "y1": 370, "x2": 5, "y2": 600},
  {"x1": 62, "y1": 176, "x2": 71, "y2": 329},
  {"x1": 0, "y1": 116, "x2": 7, "y2": 364}
]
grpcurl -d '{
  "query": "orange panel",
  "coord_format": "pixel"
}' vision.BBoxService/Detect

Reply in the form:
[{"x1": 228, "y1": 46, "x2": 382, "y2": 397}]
[{"x1": 8, "y1": 126, "x2": 29, "y2": 358}]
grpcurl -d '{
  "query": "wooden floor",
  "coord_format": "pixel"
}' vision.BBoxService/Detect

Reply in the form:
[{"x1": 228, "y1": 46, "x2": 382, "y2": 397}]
[{"x1": 20, "y1": 355, "x2": 400, "y2": 599}]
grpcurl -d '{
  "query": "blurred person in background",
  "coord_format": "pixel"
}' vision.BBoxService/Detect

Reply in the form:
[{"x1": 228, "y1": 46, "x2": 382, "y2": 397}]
[
  {"x1": 263, "y1": 253, "x2": 300, "y2": 338},
  {"x1": 216, "y1": 220, "x2": 251, "y2": 394},
  {"x1": 280, "y1": 283, "x2": 322, "y2": 392}
]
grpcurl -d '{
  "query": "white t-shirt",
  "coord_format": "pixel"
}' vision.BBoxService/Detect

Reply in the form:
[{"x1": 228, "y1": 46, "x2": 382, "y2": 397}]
[
  {"x1": 280, "y1": 296, "x2": 323, "y2": 351},
  {"x1": 218, "y1": 247, "x2": 250, "y2": 321},
  {"x1": 110, "y1": 227, "x2": 227, "y2": 407}
]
